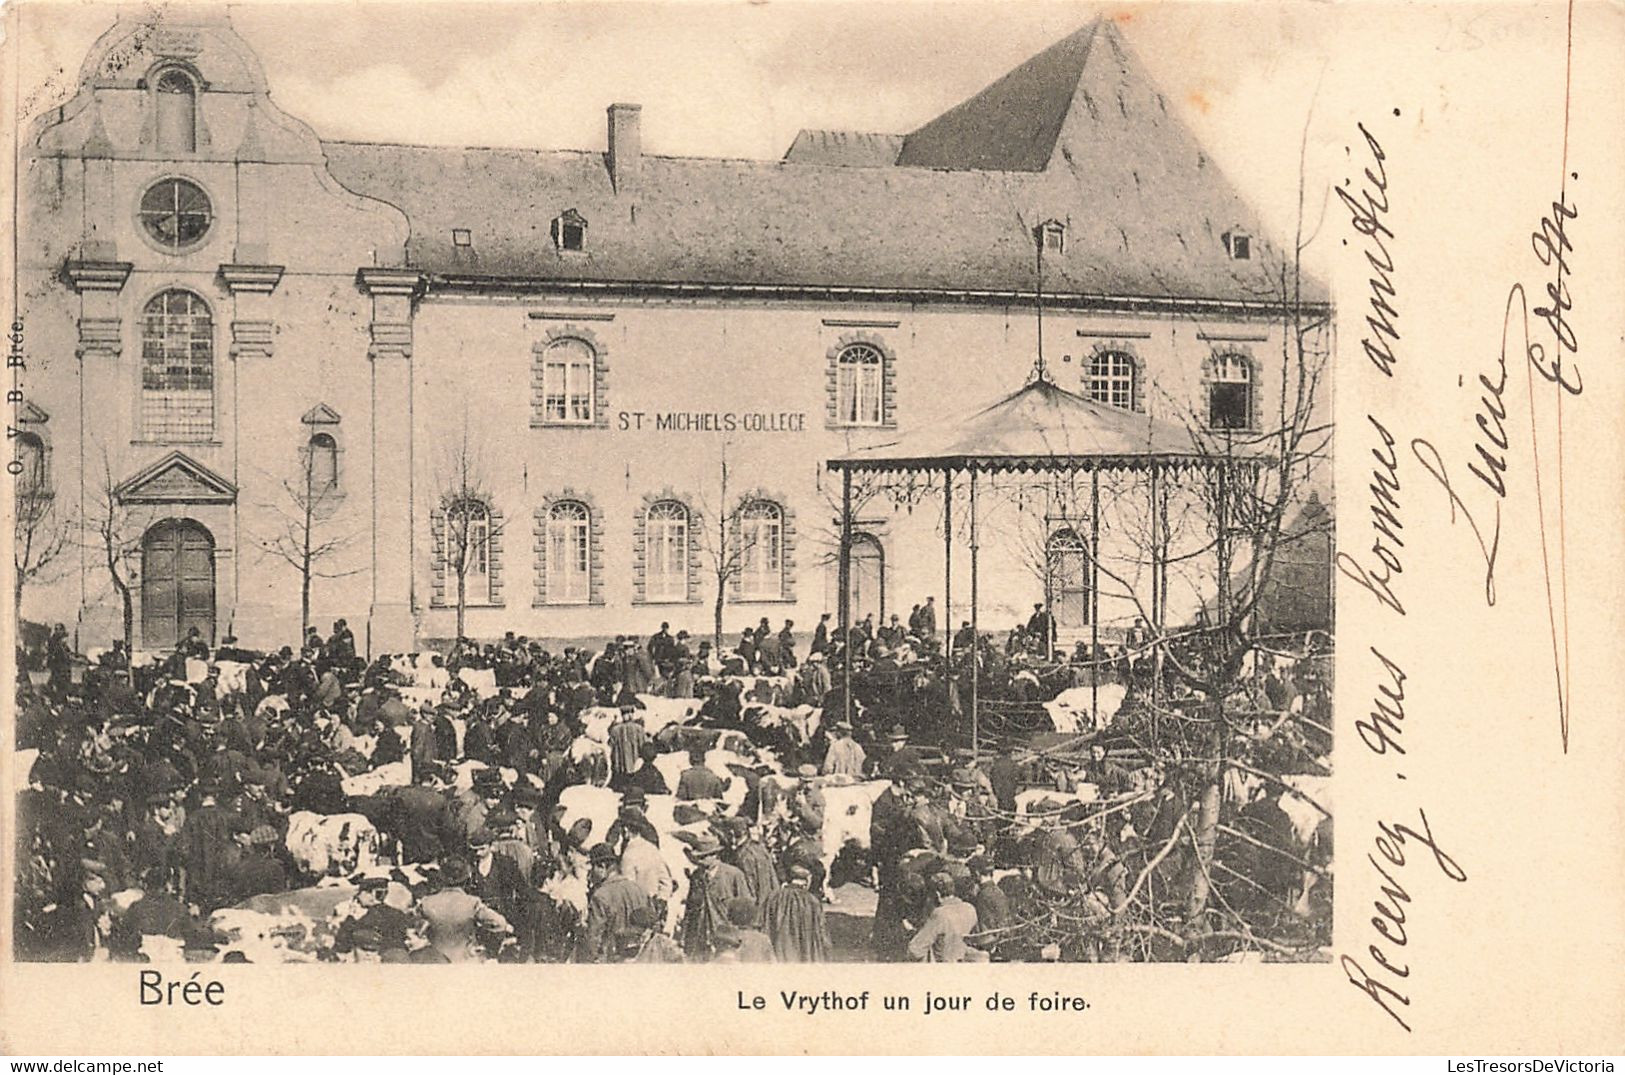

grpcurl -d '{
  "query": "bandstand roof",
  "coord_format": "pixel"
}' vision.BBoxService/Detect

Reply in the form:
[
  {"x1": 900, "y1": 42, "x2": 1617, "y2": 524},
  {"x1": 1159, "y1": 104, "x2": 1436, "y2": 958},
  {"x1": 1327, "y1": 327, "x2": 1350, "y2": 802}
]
[{"x1": 828, "y1": 375, "x2": 1261, "y2": 474}]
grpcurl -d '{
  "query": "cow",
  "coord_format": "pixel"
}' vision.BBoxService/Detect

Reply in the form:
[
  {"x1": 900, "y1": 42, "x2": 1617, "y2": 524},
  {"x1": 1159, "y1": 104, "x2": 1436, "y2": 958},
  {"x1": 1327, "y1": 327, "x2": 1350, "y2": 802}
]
[
  {"x1": 743, "y1": 702, "x2": 821, "y2": 746},
  {"x1": 210, "y1": 883, "x2": 358, "y2": 963},
  {"x1": 1220, "y1": 769, "x2": 1332, "y2": 916},
  {"x1": 340, "y1": 760, "x2": 412, "y2": 798},
  {"x1": 457, "y1": 667, "x2": 499, "y2": 700},
  {"x1": 1042, "y1": 684, "x2": 1127, "y2": 734},
  {"x1": 285, "y1": 810, "x2": 381, "y2": 878},
  {"x1": 633, "y1": 694, "x2": 703, "y2": 736}
]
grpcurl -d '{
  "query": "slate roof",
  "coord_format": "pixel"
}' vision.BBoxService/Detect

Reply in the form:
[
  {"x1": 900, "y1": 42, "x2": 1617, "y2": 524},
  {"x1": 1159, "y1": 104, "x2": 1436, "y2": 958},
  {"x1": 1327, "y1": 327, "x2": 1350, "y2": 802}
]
[
  {"x1": 782, "y1": 129, "x2": 904, "y2": 167},
  {"x1": 320, "y1": 18, "x2": 1323, "y2": 307}
]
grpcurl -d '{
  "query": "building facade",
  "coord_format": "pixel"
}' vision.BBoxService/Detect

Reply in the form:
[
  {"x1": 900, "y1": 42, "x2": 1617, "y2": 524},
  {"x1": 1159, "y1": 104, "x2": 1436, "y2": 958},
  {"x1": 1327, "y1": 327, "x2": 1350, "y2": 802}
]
[{"x1": 17, "y1": 10, "x2": 1329, "y2": 657}]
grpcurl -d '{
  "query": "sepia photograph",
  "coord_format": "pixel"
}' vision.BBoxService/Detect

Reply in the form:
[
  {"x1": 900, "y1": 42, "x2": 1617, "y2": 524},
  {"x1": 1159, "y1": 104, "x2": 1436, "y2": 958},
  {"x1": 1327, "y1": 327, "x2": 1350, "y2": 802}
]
[{"x1": 9, "y1": 0, "x2": 1336, "y2": 970}]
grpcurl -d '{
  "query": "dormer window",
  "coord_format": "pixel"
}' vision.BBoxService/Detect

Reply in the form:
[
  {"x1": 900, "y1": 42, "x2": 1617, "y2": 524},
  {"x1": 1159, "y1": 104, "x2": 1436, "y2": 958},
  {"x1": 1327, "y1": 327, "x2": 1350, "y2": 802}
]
[
  {"x1": 552, "y1": 209, "x2": 588, "y2": 253},
  {"x1": 1037, "y1": 220, "x2": 1066, "y2": 255},
  {"x1": 1223, "y1": 230, "x2": 1252, "y2": 260},
  {"x1": 451, "y1": 228, "x2": 472, "y2": 247}
]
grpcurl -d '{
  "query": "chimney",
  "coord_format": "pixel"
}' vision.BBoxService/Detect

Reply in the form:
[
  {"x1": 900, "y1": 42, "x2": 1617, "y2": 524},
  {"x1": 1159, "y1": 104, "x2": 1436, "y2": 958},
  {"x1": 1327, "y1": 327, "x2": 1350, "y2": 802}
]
[{"x1": 607, "y1": 103, "x2": 641, "y2": 193}]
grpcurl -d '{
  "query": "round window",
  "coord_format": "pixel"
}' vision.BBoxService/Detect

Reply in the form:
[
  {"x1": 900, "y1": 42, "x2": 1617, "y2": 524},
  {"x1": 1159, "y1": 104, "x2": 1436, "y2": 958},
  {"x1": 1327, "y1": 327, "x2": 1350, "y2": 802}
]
[{"x1": 138, "y1": 178, "x2": 212, "y2": 251}]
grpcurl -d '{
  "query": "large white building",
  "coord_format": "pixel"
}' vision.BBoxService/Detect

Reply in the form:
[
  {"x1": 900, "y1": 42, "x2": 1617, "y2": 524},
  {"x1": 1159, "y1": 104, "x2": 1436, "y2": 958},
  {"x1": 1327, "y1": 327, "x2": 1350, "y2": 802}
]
[{"x1": 15, "y1": 9, "x2": 1329, "y2": 656}]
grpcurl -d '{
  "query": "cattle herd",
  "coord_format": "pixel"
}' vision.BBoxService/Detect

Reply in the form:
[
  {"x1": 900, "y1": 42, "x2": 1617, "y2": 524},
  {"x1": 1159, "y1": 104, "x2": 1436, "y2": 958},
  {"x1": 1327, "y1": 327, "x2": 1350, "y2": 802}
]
[{"x1": 13, "y1": 619, "x2": 1334, "y2": 965}]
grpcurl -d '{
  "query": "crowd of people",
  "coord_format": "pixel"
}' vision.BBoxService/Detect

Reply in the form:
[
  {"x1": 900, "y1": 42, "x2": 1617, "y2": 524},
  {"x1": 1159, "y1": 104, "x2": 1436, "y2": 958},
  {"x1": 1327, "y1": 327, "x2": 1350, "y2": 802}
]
[{"x1": 14, "y1": 598, "x2": 1331, "y2": 966}]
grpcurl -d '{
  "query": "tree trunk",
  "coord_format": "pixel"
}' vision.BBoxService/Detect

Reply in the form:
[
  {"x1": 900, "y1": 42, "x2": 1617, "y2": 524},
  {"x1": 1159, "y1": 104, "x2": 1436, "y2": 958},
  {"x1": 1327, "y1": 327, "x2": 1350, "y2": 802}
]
[
  {"x1": 301, "y1": 555, "x2": 312, "y2": 638},
  {"x1": 1186, "y1": 754, "x2": 1222, "y2": 922},
  {"x1": 456, "y1": 569, "x2": 467, "y2": 641},
  {"x1": 713, "y1": 580, "x2": 724, "y2": 653}
]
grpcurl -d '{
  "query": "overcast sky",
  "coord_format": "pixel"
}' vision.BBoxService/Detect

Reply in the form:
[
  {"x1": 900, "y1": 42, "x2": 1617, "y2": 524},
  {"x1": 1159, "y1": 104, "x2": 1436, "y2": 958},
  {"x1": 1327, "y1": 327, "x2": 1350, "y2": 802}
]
[{"x1": 13, "y1": 1, "x2": 1358, "y2": 246}]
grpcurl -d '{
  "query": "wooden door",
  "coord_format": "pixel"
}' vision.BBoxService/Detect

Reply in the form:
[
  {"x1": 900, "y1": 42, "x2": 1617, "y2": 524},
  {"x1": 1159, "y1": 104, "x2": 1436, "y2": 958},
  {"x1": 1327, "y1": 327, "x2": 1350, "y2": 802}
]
[{"x1": 142, "y1": 520, "x2": 215, "y2": 649}]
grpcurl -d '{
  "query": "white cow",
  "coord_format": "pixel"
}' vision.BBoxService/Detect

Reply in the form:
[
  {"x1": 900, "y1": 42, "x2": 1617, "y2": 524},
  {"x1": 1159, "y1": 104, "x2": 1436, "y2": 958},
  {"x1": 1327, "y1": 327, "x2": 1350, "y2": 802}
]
[
  {"x1": 634, "y1": 694, "x2": 702, "y2": 736},
  {"x1": 215, "y1": 660, "x2": 253, "y2": 696},
  {"x1": 554, "y1": 785, "x2": 721, "y2": 932},
  {"x1": 1042, "y1": 684, "x2": 1127, "y2": 734},
  {"x1": 812, "y1": 779, "x2": 892, "y2": 884},
  {"x1": 579, "y1": 707, "x2": 618, "y2": 744},
  {"x1": 744, "y1": 702, "x2": 821, "y2": 745},
  {"x1": 340, "y1": 760, "x2": 412, "y2": 798},
  {"x1": 457, "y1": 667, "x2": 499, "y2": 699},
  {"x1": 285, "y1": 811, "x2": 380, "y2": 877}
]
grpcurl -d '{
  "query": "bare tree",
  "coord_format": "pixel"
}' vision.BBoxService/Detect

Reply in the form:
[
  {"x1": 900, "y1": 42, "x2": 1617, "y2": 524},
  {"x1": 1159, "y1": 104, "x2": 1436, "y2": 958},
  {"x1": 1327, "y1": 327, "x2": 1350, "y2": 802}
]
[
  {"x1": 81, "y1": 453, "x2": 144, "y2": 657},
  {"x1": 12, "y1": 450, "x2": 70, "y2": 620},
  {"x1": 252, "y1": 439, "x2": 361, "y2": 638},
  {"x1": 692, "y1": 443, "x2": 787, "y2": 652},
  {"x1": 433, "y1": 420, "x2": 506, "y2": 641}
]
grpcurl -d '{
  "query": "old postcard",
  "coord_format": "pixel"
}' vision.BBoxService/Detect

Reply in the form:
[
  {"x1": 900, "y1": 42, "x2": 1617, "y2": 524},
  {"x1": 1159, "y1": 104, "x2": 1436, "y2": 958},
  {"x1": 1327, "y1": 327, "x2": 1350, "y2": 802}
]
[{"x1": 2, "y1": 0, "x2": 1621, "y2": 1056}]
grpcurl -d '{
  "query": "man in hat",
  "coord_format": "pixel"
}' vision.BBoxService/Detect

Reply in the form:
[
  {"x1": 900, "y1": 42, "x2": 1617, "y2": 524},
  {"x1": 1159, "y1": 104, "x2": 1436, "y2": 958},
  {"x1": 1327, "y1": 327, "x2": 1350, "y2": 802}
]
[
  {"x1": 579, "y1": 842, "x2": 651, "y2": 963},
  {"x1": 878, "y1": 614, "x2": 904, "y2": 650},
  {"x1": 987, "y1": 745, "x2": 1022, "y2": 815},
  {"x1": 607, "y1": 704, "x2": 647, "y2": 781},
  {"x1": 907, "y1": 872, "x2": 980, "y2": 962},
  {"x1": 418, "y1": 858, "x2": 512, "y2": 962},
  {"x1": 680, "y1": 831, "x2": 750, "y2": 960},
  {"x1": 883, "y1": 725, "x2": 923, "y2": 777},
  {"x1": 614, "y1": 791, "x2": 674, "y2": 920},
  {"x1": 648, "y1": 623, "x2": 675, "y2": 668},
  {"x1": 810, "y1": 613, "x2": 831, "y2": 657},
  {"x1": 821, "y1": 721, "x2": 866, "y2": 776},
  {"x1": 224, "y1": 819, "x2": 287, "y2": 902},
  {"x1": 721, "y1": 816, "x2": 779, "y2": 913},
  {"x1": 179, "y1": 778, "x2": 238, "y2": 911},
  {"x1": 334, "y1": 874, "x2": 417, "y2": 958},
  {"x1": 1027, "y1": 602, "x2": 1057, "y2": 659},
  {"x1": 676, "y1": 747, "x2": 727, "y2": 802},
  {"x1": 761, "y1": 863, "x2": 831, "y2": 963},
  {"x1": 968, "y1": 855, "x2": 1009, "y2": 934}
]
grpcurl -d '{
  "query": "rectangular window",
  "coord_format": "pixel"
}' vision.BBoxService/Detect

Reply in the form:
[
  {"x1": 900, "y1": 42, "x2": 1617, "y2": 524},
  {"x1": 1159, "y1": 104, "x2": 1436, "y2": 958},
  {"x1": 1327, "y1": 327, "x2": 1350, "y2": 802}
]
[{"x1": 548, "y1": 517, "x2": 590, "y2": 603}]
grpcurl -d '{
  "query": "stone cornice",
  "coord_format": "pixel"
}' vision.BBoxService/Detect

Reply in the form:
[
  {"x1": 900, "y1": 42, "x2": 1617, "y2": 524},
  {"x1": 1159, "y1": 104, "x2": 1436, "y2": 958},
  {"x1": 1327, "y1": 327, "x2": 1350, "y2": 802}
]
[
  {"x1": 219, "y1": 263, "x2": 286, "y2": 294},
  {"x1": 357, "y1": 267, "x2": 426, "y2": 297},
  {"x1": 64, "y1": 260, "x2": 133, "y2": 293}
]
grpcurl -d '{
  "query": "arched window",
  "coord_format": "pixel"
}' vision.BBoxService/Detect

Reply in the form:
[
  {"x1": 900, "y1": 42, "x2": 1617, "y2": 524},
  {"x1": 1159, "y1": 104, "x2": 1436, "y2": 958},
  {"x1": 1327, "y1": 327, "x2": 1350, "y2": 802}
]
[
  {"x1": 739, "y1": 500, "x2": 784, "y2": 600},
  {"x1": 13, "y1": 432, "x2": 47, "y2": 499},
  {"x1": 836, "y1": 343, "x2": 884, "y2": 426},
  {"x1": 547, "y1": 500, "x2": 592, "y2": 604},
  {"x1": 1086, "y1": 350, "x2": 1137, "y2": 410},
  {"x1": 306, "y1": 432, "x2": 338, "y2": 494},
  {"x1": 139, "y1": 178, "x2": 212, "y2": 251},
  {"x1": 645, "y1": 500, "x2": 690, "y2": 603},
  {"x1": 1207, "y1": 354, "x2": 1254, "y2": 430},
  {"x1": 539, "y1": 338, "x2": 596, "y2": 424},
  {"x1": 155, "y1": 69, "x2": 197, "y2": 154},
  {"x1": 444, "y1": 498, "x2": 492, "y2": 600},
  {"x1": 141, "y1": 289, "x2": 214, "y2": 441}
]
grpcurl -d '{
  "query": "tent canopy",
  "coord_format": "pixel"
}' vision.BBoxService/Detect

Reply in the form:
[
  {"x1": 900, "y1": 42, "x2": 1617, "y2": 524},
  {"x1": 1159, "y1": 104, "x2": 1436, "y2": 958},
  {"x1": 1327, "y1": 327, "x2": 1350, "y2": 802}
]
[{"x1": 828, "y1": 375, "x2": 1261, "y2": 474}]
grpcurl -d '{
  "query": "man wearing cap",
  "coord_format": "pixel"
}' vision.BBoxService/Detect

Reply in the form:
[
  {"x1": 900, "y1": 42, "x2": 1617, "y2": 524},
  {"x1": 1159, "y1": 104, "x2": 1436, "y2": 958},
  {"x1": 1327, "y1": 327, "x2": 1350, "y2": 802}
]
[
  {"x1": 722, "y1": 896, "x2": 776, "y2": 963},
  {"x1": 580, "y1": 842, "x2": 651, "y2": 963},
  {"x1": 680, "y1": 831, "x2": 750, "y2": 960},
  {"x1": 613, "y1": 740, "x2": 671, "y2": 797},
  {"x1": 906, "y1": 872, "x2": 980, "y2": 962},
  {"x1": 761, "y1": 863, "x2": 831, "y2": 962},
  {"x1": 821, "y1": 721, "x2": 866, "y2": 777}
]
